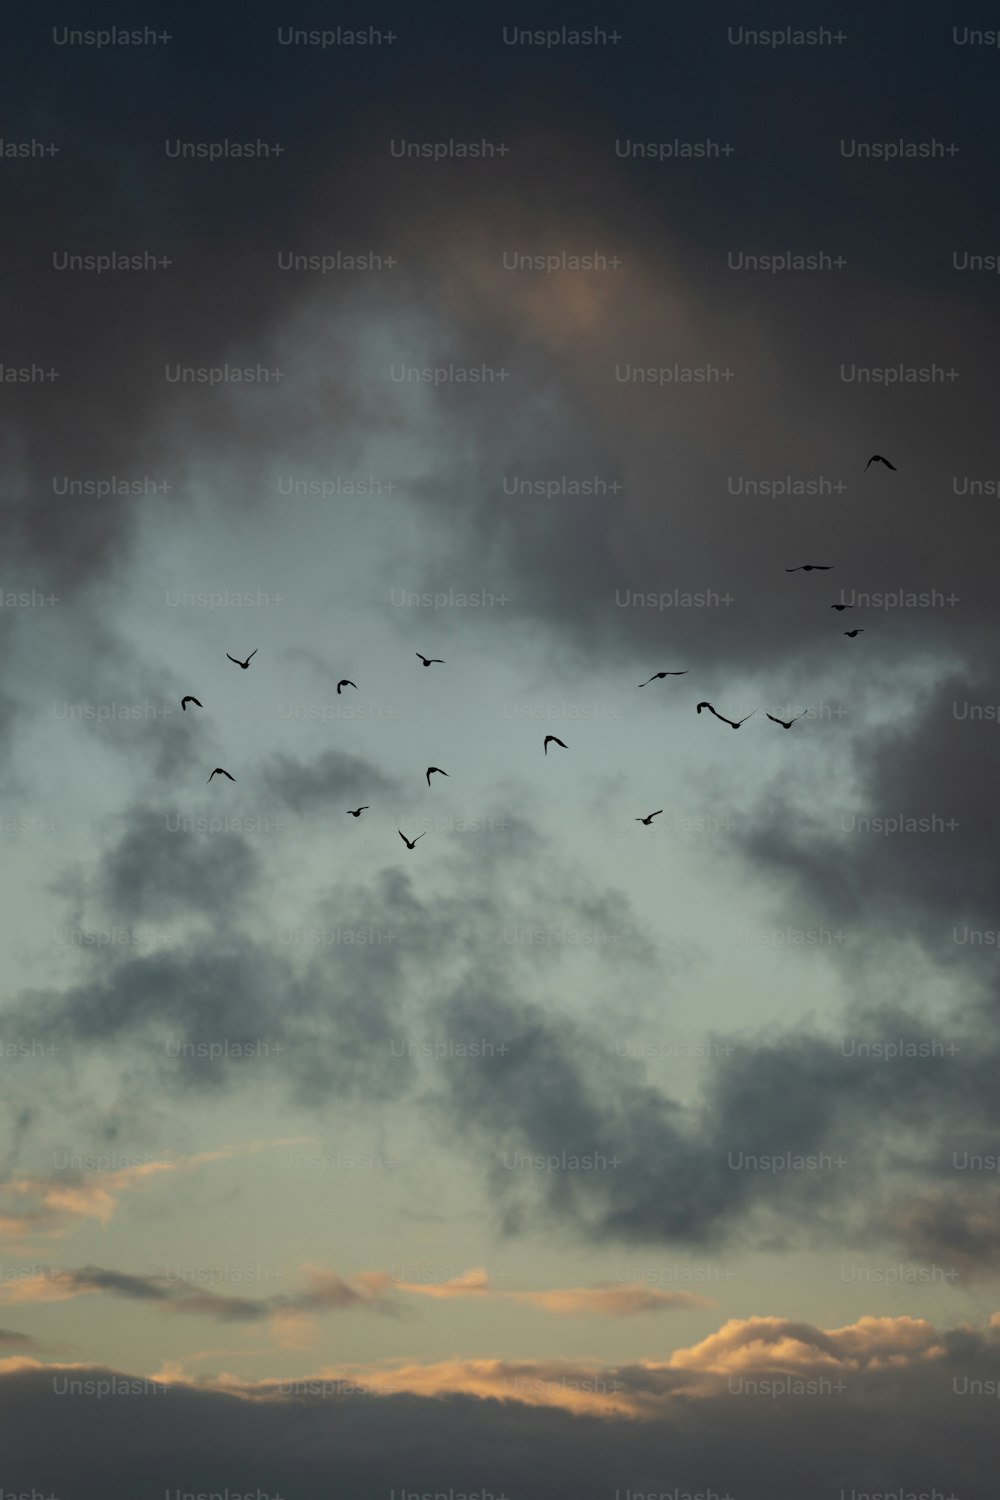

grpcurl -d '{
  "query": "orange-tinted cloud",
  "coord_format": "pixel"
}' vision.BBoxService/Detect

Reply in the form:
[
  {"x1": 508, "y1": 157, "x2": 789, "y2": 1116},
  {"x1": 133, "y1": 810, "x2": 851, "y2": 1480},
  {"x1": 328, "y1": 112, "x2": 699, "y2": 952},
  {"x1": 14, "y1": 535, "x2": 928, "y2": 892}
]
[
  {"x1": 140, "y1": 1309, "x2": 988, "y2": 1421},
  {"x1": 392, "y1": 1268, "x2": 491, "y2": 1299},
  {"x1": 0, "y1": 1138, "x2": 314, "y2": 1248},
  {"x1": 508, "y1": 1283, "x2": 713, "y2": 1316}
]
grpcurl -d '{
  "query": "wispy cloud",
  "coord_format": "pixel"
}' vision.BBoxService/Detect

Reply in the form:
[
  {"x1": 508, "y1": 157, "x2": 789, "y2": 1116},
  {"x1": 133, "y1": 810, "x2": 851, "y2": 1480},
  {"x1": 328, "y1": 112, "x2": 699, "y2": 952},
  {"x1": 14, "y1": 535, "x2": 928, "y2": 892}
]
[
  {"x1": 507, "y1": 1283, "x2": 713, "y2": 1316},
  {"x1": 0, "y1": 1138, "x2": 312, "y2": 1247}
]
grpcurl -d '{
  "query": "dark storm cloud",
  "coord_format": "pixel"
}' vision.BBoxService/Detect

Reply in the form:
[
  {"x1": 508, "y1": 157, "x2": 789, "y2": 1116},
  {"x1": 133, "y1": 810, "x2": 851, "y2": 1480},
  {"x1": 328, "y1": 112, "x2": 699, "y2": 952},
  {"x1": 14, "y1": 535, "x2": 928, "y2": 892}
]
[
  {"x1": 430, "y1": 983, "x2": 858, "y2": 1249},
  {"x1": 3, "y1": 1311, "x2": 1000, "y2": 1498},
  {"x1": 892, "y1": 1190, "x2": 1000, "y2": 1277},
  {"x1": 11, "y1": 936, "x2": 409, "y2": 1106},
  {"x1": 93, "y1": 806, "x2": 261, "y2": 922},
  {"x1": 737, "y1": 670, "x2": 1000, "y2": 955},
  {"x1": 347, "y1": 141, "x2": 995, "y2": 680},
  {"x1": 262, "y1": 748, "x2": 404, "y2": 813},
  {"x1": 0, "y1": 44, "x2": 434, "y2": 768},
  {"x1": 422, "y1": 953, "x2": 1000, "y2": 1272}
]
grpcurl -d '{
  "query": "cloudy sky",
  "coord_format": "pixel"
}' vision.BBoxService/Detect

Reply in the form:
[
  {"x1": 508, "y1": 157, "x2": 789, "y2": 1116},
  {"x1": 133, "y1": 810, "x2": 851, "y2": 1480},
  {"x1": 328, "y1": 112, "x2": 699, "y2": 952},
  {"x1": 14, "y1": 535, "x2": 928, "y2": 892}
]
[{"x1": 4, "y1": 4, "x2": 1000, "y2": 1496}]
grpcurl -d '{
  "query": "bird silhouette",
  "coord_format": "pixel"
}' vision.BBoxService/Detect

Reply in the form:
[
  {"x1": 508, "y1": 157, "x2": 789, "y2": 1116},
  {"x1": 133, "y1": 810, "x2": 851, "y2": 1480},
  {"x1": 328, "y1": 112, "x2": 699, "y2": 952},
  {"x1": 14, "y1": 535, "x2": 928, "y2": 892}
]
[
  {"x1": 226, "y1": 650, "x2": 257, "y2": 669},
  {"x1": 830, "y1": 604, "x2": 852, "y2": 611},
  {"x1": 544, "y1": 735, "x2": 568, "y2": 754},
  {"x1": 766, "y1": 712, "x2": 806, "y2": 728},
  {"x1": 426, "y1": 766, "x2": 449, "y2": 786},
  {"x1": 336, "y1": 680, "x2": 357, "y2": 695},
  {"x1": 638, "y1": 671, "x2": 688, "y2": 686},
  {"x1": 416, "y1": 653, "x2": 445, "y2": 667},
  {"x1": 865, "y1": 454, "x2": 896, "y2": 471},
  {"x1": 696, "y1": 702, "x2": 755, "y2": 729},
  {"x1": 636, "y1": 810, "x2": 663, "y2": 825},
  {"x1": 785, "y1": 565, "x2": 832, "y2": 572},
  {"x1": 346, "y1": 807, "x2": 369, "y2": 817},
  {"x1": 844, "y1": 629, "x2": 864, "y2": 638},
  {"x1": 180, "y1": 696, "x2": 202, "y2": 711},
  {"x1": 398, "y1": 829, "x2": 425, "y2": 850},
  {"x1": 207, "y1": 768, "x2": 236, "y2": 782}
]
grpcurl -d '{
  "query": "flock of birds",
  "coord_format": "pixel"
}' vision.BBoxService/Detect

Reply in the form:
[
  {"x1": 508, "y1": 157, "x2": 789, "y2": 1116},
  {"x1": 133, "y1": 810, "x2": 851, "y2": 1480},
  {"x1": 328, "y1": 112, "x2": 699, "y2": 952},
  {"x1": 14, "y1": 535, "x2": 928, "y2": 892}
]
[
  {"x1": 186, "y1": 457, "x2": 892, "y2": 845},
  {"x1": 192, "y1": 652, "x2": 454, "y2": 846}
]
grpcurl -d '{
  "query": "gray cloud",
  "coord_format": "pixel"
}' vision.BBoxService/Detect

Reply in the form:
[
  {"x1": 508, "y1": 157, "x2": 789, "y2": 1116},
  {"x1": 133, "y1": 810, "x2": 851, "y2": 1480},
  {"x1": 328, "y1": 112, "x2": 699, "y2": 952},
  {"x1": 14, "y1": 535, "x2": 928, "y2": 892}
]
[
  {"x1": 262, "y1": 749, "x2": 404, "y2": 813},
  {"x1": 93, "y1": 806, "x2": 262, "y2": 923},
  {"x1": 53, "y1": 1263, "x2": 396, "y2": 1324}
]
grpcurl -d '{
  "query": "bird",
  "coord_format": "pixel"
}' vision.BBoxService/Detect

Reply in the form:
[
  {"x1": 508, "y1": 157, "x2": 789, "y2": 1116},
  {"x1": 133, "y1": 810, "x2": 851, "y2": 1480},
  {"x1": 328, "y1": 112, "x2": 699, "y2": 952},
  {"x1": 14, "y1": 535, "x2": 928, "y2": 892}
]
[
  {"x1": 180, "y1": 696, "x2": 202, "y2": 711},
  {"x1": 416, "y1": 653, "x2": 445, "y2": 667},
  {"x1": 696, "y1": 702, "x2": 755, "y2": 729},
  {"x1": 337, "y1": 680, "x2": 357, "y2": 694},
  {"x1": 638, "y1": 671, "x2": 688, "y2": 686},
  {"x1": 865, "y1": 454, "x2": 896, "y2": 471},
  {"x1": 766, "y1": 711, "x2": 807, "y2": 729},
  {"x1": 226, "y1": 650, "x2": 257, "y2": 669},
  {"x1": 398, "y1": 829, "x2": 425, "y2": 850},
  {"x1": 636, "y1": 811, "x2": 663, "y2": 825},
  {"x1": 346, "y1": 807, "x2": 369, "y2": 818},
  {"x1": 207, "y1": 768, "x2": 236, "y2": 782},
  {"x1": 785, "y1": 565, "x2": 832, "y2": 572},
  {"x1": 844, "y1": 629, "x2": 864, "y2": 638},
  {"x1": 544, "y1": 735, "x2": 568, "y2": 754},
  {"x1": 426, "y1": 766, "x2": 449, "y2": 786},
  {"x1": 830, "y1": 604, "x2": 852, "y2": 611}
]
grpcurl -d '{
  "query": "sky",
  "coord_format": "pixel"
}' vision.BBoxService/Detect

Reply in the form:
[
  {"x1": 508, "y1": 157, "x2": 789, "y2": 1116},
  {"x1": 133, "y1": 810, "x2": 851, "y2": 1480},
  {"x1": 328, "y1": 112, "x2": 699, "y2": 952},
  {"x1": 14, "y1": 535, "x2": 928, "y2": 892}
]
[{"x1": 3, "y1": 3, "x2": 1000, "y2": 1496}]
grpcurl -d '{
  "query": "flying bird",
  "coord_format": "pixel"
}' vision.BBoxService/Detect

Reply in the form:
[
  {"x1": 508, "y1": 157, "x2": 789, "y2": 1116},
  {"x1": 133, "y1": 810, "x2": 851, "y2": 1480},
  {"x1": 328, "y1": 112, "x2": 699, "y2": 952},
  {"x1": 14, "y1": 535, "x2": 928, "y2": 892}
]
[
  {"x1": 398, "y1": 829, "x2": 425, "y2": 850},
  {"x1": 830, "y1": 604, "x2": 852, "y2": 611},
  {"x1": 844, "y1": 629, "x2": 864, "y2": 638},
  {"x1": 696, "y1": 702, "x2": 755, "y2": 729},
  {"x1": 544, "y1": 735, "x2": 568, "y2": 754},
  {"x1": 180, "y1": 696, "x2": 202, "y2": 711},
  {"x1": 207, "y1": 768, "x2": 236, "y2": 782},
  {"x1": 785, "y1": 565, "x2": 832, "y2": 572},
  {"x1": 416, "y1": 653, "x2": 445, "y2": 667},
  {"x1": 226, "y1": 650, "x2": 257, "y2": 669},
  {"x1": 638, "y1": 671, "x2": 688, "y2": 686},
  {"x1": 766, "y1": 712, "x2": 807, "y2": 729},
  {"x1": 865, "y1": 454, "x2": 896, "y2": 471},
  {"x1": 346, "y1": 807, "x2": 369, "y2": 818},
  {"x1": 426, "y1": 766, "x2": 449, "y2": 786},
  {"x1": 337, "y1": 680, "x2": 357, "y2": 694},
  {"x1": 636, "y1": 810, "x2": 663, "y2": 825}
]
